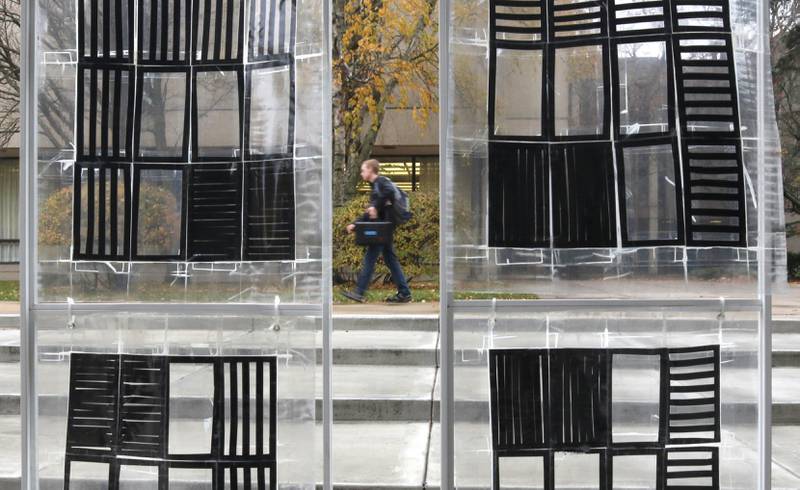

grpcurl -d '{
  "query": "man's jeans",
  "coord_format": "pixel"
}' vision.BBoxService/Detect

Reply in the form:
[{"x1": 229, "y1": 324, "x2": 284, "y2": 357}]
[{"x1": 355, "y1": 242, "x2": 411, "y2": 297}]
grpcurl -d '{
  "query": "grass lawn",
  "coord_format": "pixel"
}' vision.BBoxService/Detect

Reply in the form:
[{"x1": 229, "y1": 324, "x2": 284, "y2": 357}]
[
  {"x1": 0, "y1": 280, "x2": 19, "y2": 302},
  {"x1": 334, "y1": 283, "x2": 538, "y2": 304}
]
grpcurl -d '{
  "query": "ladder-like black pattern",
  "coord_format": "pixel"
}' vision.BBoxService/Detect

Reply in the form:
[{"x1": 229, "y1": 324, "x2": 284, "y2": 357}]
[
  {"x1": 73, "y1": 163, "x2": 131, "y2": 260},
  {"x1": 72, "y1": 0, "x2": 298, "y2": 263},
  {"x1": 487, "y1": 0, "x2": 748, "y2": 249},
  {"x1": 488, "y1": 142, "x2": 550, "y2": 248},
  {"x1": 64, "y1": 353, "x2": 278, "y2": 489},
  {"x1": 666, "y1": 346, "x2": 721, "y2": 444},
  {"x1": 187, "y1": 163, "x2": 243, "y2": 261},
  {"x1": 489, "y1": 346, "x2": 721, "y2": 489},
  {"x1": 243, "y1": 160, "x2": 295, "y2": 261}
]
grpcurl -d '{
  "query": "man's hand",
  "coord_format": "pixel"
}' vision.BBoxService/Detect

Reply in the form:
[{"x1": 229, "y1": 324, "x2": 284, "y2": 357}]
[
  {"x1": 367, "y1": 206, "x2": 378, "y2": 219},
  {"x1": 346, "y1": 224, "x2": 355, "y2": 234}
]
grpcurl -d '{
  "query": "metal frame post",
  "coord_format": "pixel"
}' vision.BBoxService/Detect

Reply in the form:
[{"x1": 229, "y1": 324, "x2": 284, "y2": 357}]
[
  {"x1": 438, "y1": 0, "x2": 453, "y2": 483},
  {"x1": 20, "y1": 0, "x2": 38, "y2": 485},
  {"x1": 321, "y1": 0, "x2": 334, "y2": 481},
  {"x1": 756, "y1": 0, "x2": 772, "y2": 483}
]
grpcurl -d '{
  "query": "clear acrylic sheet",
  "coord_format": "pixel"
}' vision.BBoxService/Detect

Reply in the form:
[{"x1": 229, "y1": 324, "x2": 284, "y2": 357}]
[
  {"x1": 451, "y1": 307, "x2": 776, "y2": 489},
  {"x1": 445, "y1": 0, "x2": 787, "y2": 299}
]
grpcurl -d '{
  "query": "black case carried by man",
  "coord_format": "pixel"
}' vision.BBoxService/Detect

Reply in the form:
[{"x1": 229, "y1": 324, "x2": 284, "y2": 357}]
[{"x1": 354, "y1": 221, "x2": 394, "y2": 246}]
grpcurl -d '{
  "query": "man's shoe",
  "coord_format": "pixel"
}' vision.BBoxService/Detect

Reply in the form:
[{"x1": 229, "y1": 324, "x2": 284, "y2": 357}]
[
  {"x1": 341, "y1": 290, "x2": 366, "y2": 303},
  {"x1": 385, "y1": 293, "x2": 412, "y2": 303}
]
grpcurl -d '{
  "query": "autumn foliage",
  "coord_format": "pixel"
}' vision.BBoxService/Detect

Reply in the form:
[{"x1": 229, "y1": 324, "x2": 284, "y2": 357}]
[{"x1": 332, "y1": 0, "x2": 438, "y2": 204}]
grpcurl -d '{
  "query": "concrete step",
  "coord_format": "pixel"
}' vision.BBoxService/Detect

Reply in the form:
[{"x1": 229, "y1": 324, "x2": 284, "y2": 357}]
[
  {"x1": 0, "y1": 362, "x2": 799, "y2": 423},
  {"x1": 2, "y1": 326, "x2": 800, "y2": 366},
  {"x1": 0, "y1": 419, "x2": 797, "y2": 489},
  {"x1": 0, "y1": 417, "x2": 434, "y2": 490}
]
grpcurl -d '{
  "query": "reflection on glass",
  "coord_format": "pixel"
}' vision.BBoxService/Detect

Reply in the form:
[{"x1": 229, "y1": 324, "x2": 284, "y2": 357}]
[
  {"x1": 494, "y1": 49, "x2": 543, "y2": 136},
  {"x1": 247, "y1": 65, "x2": 291, "y2": 156},
  {"x1": 617, "y1": 41, "x2": 669, "y2": 135},
  {"x1": 622, "y1": 144, "x2": 679, "y2": 242},
  {"x1": 138, "y1": 71, "x2": 188, "y2": 158},
  {"x1": 195, "y1": 69, "x2": 241, "y2": 158},
  {"x1": 135, "y1": 168, "x2": 184, "y2": 257},
  {"x1": 553, "y1": 44, "x2": 605, "y2": 136}
]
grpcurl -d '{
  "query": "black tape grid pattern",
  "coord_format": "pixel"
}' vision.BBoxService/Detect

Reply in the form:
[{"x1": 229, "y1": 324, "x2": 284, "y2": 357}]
[
  {"x1": 73, "y1": 0, "x2": 298, "y2": 263},
  {"x1": 487, "y1": 0, "x2": 748, "y2": 249},
  {"x1": 489, "y1": 346, "x2": 721, "y2": 489},
  {"x1": 63, "y1": 353, "x2": 277, "y2": 490}
]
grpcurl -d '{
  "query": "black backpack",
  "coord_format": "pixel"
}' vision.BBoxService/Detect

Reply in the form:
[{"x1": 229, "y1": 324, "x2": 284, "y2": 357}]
[{"x1": 385, "y1": 178, "x2": 412, "y2": 224}]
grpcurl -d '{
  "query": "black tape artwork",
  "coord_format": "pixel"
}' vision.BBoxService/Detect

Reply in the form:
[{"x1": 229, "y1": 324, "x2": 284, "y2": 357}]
[
  {"x1": 489, "y1": 346, "x2": 721, "y2": 489},
  {"x1": 64, "y1": 353, "x2": 277, "y2": 489},
  {"x1": 488, "y1": 0, "x2": 747, "y2": 248},
  {"x1": 73, "y1": 0, "x2": 296, "y2": 262}
]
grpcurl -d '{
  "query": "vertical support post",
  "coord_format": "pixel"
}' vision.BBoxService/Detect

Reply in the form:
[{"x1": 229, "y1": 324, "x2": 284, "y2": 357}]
[
  {"x1": 20, "y1": 0, "x2": 38, "y2": 486},
  {"x1": 755, "y1": 0, "x2": 772, "y2": 485},
  {"x1": 438, "y1": 0, "x2": 453, "y2": 486},
  {"x1": 411, "y1": 157, "x2": 417, "y2": 191},
  {"x1": 321, "y1": 0, "x2": 334, "y2": 483}
]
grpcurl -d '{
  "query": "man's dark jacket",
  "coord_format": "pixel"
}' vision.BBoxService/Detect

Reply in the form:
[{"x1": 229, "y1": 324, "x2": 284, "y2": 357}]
[{"x1": 358, "y1": 175, "x2": 396, "y2": 223}]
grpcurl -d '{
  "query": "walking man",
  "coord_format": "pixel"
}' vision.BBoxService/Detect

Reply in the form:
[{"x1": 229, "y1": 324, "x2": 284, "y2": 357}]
[{"x1": 342, "y1": 159, "x2": 412, "y2": 303}]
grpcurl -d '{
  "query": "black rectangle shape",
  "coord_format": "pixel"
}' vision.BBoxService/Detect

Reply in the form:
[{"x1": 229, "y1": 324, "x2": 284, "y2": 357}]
[
  {"x1": 550, "y1": 142, "x2": 616, "y2": 248},
  {"x1": 666, "y1": 345, "x2": 720, "y2": 444},
  {"x1": 192, "y1": 66, "x2": 244, "y2": 161},
  {"x1": 244, "y1": 58, "x2": 294, "y2": 160},
  {"x1": 548, "y1": 0, "x2": 607, "y2": 40},
  {"x1": 134, "y1": 66, "x2": 191, "y2": 162},
  {"x1": 664, "y1": 446, "x2": 719, "y2": 489},
  {"x1": 187, "y1": 163, "x2": 243, "y2": 261},
  {"x1": 138, "y1": 0, "x2": 192, "y2": 64},
  {"x1": 354, "y1": 221, "x2": 394, "y2": 246},
  {"x1": 192, "y1": 0, "x2": 245, "y2": 63},
  {"x1": 131, "y1": 164, "x2": 187, "y2": 261},
  {"x1": 670, "y1": 0, "x2": 730, "y2": 33},
  {"x1": 66, "y1": 353, "x2": 120, "y2": 455},
  {"x1": 243, "y1": 159, "x2": 295, "y2": 261},
  {"x1": 77, "y1": 65, "x2": 135, "y2": 162},
  {"x1": 489, "y1": 350, "x2": 550, "y2": 450},
  {"x1": 548, "y1": 349, "x2": 610, "y2": 448},
  {"x1": 610, "y1": 0, "x2": 668, "y2": 36},
  {"x1": 491, "y1": 0, "x2": 546, "y2": 47},
  {"x1": 118, "y1": 355, "x2": 168, "y2": 458},
  {"x1": 488, "y1": 142, "x2": 550, "y2": 248},
  {"x1": 248, "y1": 0, "x2": 296, "y2": 60},
  {"x1": 73, "y1": 163, "x2": 132, "y2": 261},
  {"x1": 672, "y1": 34, "x2": 740, "y2": 139},
  {"x1": 615, "y1": 138, "x2": 685, "y2": 247},
  {"x1": 78, "y1": 0, "x2": 135, "y2": 61},
  {"x1": 680, "y1": 138, "x2": 746, "y2": 247}
]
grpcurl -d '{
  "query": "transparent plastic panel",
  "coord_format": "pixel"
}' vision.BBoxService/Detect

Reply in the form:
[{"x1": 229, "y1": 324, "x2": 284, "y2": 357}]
[
  {"x1": 133, "y1": 166, "x2": 185, "y2": 259},
  {"x1": 620, "y1": 143, "x2": 680, "y2": 243},
  {"x1": 493, "y1": 49, "x2": 543, "y2": 137},
  {"x1": 136, "y1": 69, "x2": 190, "y2": 160},
  {"x1": 615, "y1": 41, "x2": 670, "y2": 136},
  {"x1": 32, "y1": 0, "x2": 326, "y2": 485},
  {"x1": 194, "y1": 69, "x2": 242, "y2": 160},
  {"x1": 246, "y1": 64, "x2": 292, "y2": 158},
  {"x1": 34, "y1": 311, "x2": 317, "y2": 489},
  {"x1": 452, "y1": 308, "x2": 764, "y2": 489},
  {"x1": 553, "y1": 44, "x2": 605, "y2": 137},
  {"x1": 36, "y1": 0, "x2": 325, "y2": 304},
  {"x1": 446, "y1": 0, "x2": 786, "y2": 297}
]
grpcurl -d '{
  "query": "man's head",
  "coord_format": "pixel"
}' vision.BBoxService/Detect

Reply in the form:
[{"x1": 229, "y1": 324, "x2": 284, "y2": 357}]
[{"x1": 360, "y1": 159, "x2": 380, "y2": 182}]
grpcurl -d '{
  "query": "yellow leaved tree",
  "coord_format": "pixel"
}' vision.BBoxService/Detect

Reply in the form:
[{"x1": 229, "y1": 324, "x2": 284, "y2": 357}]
[{"x1": 332, "y1": 0, "x2": 438, "y2": 204}]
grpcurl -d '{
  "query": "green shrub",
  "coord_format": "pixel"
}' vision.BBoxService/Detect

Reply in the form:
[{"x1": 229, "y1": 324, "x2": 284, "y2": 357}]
[
  {"x1": 333, "y1": 191, "x2": 439, "y2": 285},
  {"x1": 789, "y1": 252, "x2": 800, "y2": 282}
]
